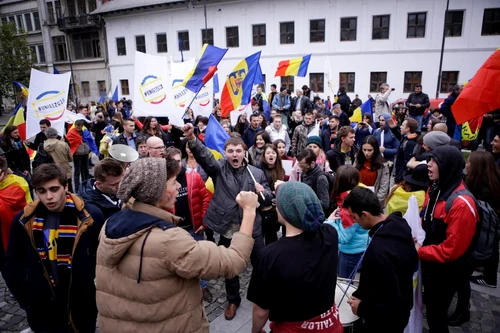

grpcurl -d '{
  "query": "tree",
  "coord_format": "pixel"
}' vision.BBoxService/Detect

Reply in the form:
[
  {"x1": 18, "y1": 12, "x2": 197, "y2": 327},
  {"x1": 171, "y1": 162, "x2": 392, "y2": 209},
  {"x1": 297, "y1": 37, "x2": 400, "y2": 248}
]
[{"x1": 0, "y1": 22, "x2": 34, "y2": 103}]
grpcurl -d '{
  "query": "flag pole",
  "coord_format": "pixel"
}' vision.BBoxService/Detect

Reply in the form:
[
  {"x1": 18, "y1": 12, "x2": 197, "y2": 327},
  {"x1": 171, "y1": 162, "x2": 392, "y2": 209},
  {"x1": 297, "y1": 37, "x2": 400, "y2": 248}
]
[
  {"x1": 436, "y1": 0, "x2": 450, "y2": 98},
  {"x1": 182, "y1": 90, "x2": 201, "y2": 119}
]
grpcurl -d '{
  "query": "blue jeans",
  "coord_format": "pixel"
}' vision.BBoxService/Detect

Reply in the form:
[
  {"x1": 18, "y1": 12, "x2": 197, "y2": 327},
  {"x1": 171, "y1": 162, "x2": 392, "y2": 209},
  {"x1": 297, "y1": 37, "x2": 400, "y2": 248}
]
[
  {"x1": 338, "y1": 252, "x2": 363, "y2": 279},
  {"x1": 408, "y1": 114, "x2": 424, "y2": 133},
  {"x1": 188, "y1": 229, "x2": 207, "y2": 289}
]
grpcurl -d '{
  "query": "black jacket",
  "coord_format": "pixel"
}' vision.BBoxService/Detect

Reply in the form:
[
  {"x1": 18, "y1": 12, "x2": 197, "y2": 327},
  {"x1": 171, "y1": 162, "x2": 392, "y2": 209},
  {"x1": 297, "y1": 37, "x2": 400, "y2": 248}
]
[
  {"x1": 293, "y1": 96, "x2": 313, "y2": 114},
  {"x1": 112, "y1": 132, "x2": 137, "y2": 148},
  {"x1": 337, "y1": 93, "x2": 352, "y2": 116},
  {"x1": 3, "y1": 196, "x2": 105, "y2": 333},
  {"x1": 439, "y1": 92, "x2": 458, "y2": 137},
  {"x1": 391, "y1": 127, "x2": 418, "y2": 183},
  {"x1": 0, "y1": 141, "x2": 31, "y2": 174},
  {"x1": 78, "y1": 179, "x2": 121, "y2": 220},
  {"x1": 406, "y1": 92, "x2": 430, "y2": 116},
  {"x1": 326, "y1": 139, "x2": 358, "y2": 172},
  {"x1": 352, "y1": 213, "x2": 418, "y2": 333},
  {"x1": 188, "y1": 138, "x2": 273, "y2": 236}
]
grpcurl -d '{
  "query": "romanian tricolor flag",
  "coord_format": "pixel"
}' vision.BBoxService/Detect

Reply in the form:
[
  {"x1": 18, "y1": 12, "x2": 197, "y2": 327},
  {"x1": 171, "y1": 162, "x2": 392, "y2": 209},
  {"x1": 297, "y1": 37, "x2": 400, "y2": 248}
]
[
  {"x1": 13, "y1": 81, "x2": 29, "y2": 98},
  {"x1": 0, "y1": 174, "x2": 32, "y2": 252},
  {"x1": 274, "y1": 54, "x2": 312, "y2": 77},
  {"x1": 451, "y1": 47, "x2": 500, "y2": 125},
  {"x1": 220, "y1": 51, "x2": 261, "y2": 117},
  {"x1": 349, "y1": 100, "x2": 372, "y2": 123},
  {"x1": 182, "y1": 44, "x2": 228, "y2": 94}
]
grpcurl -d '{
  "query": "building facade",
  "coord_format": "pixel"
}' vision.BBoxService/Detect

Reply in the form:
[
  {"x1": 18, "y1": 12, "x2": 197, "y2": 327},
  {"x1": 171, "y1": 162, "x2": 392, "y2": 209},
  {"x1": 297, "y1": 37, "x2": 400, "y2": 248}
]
[
  {"x1": 0, "y1": 0, "x2": 109, "y2": 106},
  {"x1": 94, "y1": 0, "x2": 500, "y2": 103}
]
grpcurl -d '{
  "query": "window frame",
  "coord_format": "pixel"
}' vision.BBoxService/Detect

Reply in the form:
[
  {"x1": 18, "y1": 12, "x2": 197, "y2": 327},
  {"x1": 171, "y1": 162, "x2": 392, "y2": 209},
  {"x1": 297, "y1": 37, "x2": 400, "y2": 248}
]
[
  {"x1": 372, "y1": 15, "x2": 390, "y2": 40},
  {"x1": 226, "y1": 26, "x2": 239, "y2": 48},
  {"x1": 53, "y1": 36, "x2": 68, "y2": 61},
  {"x1": 120, "y1": 79, "x2": 130, "y2": 95},
  {"x1": 135, "y1": 35, "x2": 146, "y2": 53},
  {"x1": 201, "y1": 28, "x2": 214, "y2": 45},
  {"x1": 339, "y1": 72, "x2": 355, "y2": 93},
  {"x1": 178, "y1": 31, "x2": 190, "y2": 51},
  {"x1": 280, "y1": 21, "x2": 295, "y2": 45},
  {"x1": 156, "y1": 33, "x2": 167, "y2": 53},
  {"x1": 340, "y1": 17, "x2": 357, "y2": 41},
  {"x1": 81, "y1": 81, "x2": 91, "y2": 97},
  {"x1": 445, "y1": 10, "x2": 464, "y2": 37},
  {"x1": 310, "y1": 19, "x2": 325, "y2": 43},
  {"x1": 440, "y1": 71, "x2": 459, "y2": 93},
  {"x1": 407, "y1": 12, "x2": 427, "y2": 38},
  {"x1": 309, "y1": 73, "x2": 324, "y2": 93},
  {"x1": 403, "y1": 71, "x2": 423, "y2": 93},
  {"x1": 481, "y1": 8, "x2": 500, "y2": 36},
  {"x1": 369, "y1": 72, "x2": 387, "y2": 93},
  {"x1": 280, "y1": 76, "x2": 294, "y2": 94},
  {"x1": 252, "y1": 24, "x2": 266, "y2": 46},
  {"x1": 116, "y1": 37, "x2": 126, "y2": 56},
  {"x1": 72, "y1": 31, "x2": 101, "y2": 59},
  {"x1": 97, "y1": 80, "x2": 106, "y2": 94}
]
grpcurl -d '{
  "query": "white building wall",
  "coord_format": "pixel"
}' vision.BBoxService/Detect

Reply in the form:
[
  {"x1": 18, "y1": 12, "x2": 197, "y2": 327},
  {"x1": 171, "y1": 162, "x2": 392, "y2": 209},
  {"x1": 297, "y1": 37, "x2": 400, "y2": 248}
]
[{"x1": 103, "y1": 0, "x2": 500, "y2": 102}]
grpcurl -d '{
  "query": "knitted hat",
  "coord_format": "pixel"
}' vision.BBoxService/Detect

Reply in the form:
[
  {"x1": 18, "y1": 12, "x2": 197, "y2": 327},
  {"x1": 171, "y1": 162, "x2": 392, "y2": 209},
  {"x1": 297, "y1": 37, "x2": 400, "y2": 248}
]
[
  {"x1": 423, "y1": 131, "x2": 450, "y2": 151},
  {"x1": 276, "y1": 182, "x2": 325, "y2": 232},
  {"x1": 117, "y1": 157, "x2": 167, "y2": 205},
  {"x1": 306, "y1": 136, "x2": 322, "y2": 149}
]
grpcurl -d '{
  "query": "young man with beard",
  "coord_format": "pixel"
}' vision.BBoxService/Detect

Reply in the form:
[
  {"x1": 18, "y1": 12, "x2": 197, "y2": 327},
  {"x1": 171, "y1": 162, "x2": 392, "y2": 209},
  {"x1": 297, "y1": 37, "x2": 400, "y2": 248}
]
[
  {"x1": 113, "y1": 118, "x2": 137, "y2": 149},
  {"x1": 182, "y1": 123, "x2": 273, "y2": 321},
  {"x1": 389, "y1": 117, "x2": 419, "y2": 183},
  {"x1": 295, "y1": 149, "x2": 330, "y2": 213},
  {"x1": 291, "y1": 111, "x2": 315, "y2": 157},
  {"x1": 406, "y1": 84, "x2": 430, "y2": 133},
  {"x1": 3, "y1": 164, "x2": 105, "y2": 333},
  {"x1": 417, "y1": 145, "x2": 479, "y2": 333},
  {"x1": 374, "y1": 114, "x2": 399, "y2": 162},
  {"x1": 343, "y1": 187, "x2": 418, "y2": 333},
  {"x1": 243, "y1": 114, "x2": 262, "y2": 149},
  {"x1": 326, "y1": 126, "x2": 357, "y2": 172},
  {"x1": 321, "y1": 115, "x2": 340, "y2": 152}
]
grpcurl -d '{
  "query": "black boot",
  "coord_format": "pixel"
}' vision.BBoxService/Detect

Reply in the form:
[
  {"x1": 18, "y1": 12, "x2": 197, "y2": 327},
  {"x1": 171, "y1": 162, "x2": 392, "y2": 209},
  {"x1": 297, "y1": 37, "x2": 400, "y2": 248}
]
[{"x1": 448, "y1": 310, "x2": 470, "y2": 326}]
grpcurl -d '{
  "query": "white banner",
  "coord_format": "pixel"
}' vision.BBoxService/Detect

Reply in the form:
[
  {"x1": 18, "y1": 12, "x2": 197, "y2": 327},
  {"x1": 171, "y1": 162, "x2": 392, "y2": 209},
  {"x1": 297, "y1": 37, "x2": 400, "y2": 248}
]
[
  {"x1": 170, "y1": 58, "x2": 213, "y2": 126},
  {"x1": 133, "y1": 51, "x2": 170, "y2": 117},
  {"x1": 230, "y1": 104, "x2": 252, "y2": 126},
  {"x1": 26, "y1": 68, "x2": 71, "y2": 138}
]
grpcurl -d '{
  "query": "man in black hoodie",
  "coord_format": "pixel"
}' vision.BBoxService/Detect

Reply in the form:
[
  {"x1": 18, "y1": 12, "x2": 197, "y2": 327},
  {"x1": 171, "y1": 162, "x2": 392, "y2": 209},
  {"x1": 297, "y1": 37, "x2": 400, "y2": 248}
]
[
  {"x1": 343, "y1": 187, "x2": 418, "y2": 333},
  {"x1": 78, "y1": 158, "x2": 124, "y2": 219}
]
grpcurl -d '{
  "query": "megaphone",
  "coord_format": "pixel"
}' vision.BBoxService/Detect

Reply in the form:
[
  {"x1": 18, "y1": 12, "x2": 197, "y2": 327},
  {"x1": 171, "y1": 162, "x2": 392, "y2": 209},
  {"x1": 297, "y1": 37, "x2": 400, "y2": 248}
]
[{"x1": 109, "y1": 144, "x2": 139, "y2": 163}]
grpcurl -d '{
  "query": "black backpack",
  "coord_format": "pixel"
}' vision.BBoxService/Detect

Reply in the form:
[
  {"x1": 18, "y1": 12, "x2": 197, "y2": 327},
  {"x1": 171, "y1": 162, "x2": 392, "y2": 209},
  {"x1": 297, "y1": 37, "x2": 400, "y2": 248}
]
[
  {"x1": 32, "y1": 142, "x2": 53, "y2": 170},
  {"x1": 445, "y1": 189, "x2": 500, "y2": 262},
  {"x1": 311, "y1": 170, "x2": 336, "y2": 215}
]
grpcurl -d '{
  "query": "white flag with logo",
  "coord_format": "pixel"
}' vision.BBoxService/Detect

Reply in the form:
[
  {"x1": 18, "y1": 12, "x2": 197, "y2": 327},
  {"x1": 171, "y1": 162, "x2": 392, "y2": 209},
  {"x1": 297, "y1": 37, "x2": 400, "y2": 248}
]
[
  {"x1": 133, "y1": 51, "x2": 170, "y2": 117},
  {"x1": 26, "y1": 68, "x2": 71, "y2": 138}
]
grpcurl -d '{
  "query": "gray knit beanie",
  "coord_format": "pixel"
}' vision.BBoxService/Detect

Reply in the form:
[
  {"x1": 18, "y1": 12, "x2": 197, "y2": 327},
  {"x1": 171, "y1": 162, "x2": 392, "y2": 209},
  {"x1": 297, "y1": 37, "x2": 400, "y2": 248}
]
[
  {"x1": 423, "y1": 131, "x2": 450, "y2": 151},
  {"x1": 117, "y1": 157, "x2": 167, "y2": 205},
  {"x1": 276, "y1": 181, "x2": 324, "y2": 232}
]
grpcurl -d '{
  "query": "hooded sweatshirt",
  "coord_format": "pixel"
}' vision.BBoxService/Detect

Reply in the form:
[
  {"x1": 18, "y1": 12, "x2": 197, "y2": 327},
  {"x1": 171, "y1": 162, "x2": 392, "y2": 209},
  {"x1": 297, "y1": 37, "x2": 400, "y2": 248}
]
[
  {"x1": 352, "y1": 212, "x2": 418, "y2": 332},
  {"x1": 96, "y1": 202, "x2": 254, "y2": 333},
  {"x1": 44, "y1": 138, "x2": 73, "y2": 178},
  {"x1": 78, "y1": 179, "x2": 121, "y2": 220}
]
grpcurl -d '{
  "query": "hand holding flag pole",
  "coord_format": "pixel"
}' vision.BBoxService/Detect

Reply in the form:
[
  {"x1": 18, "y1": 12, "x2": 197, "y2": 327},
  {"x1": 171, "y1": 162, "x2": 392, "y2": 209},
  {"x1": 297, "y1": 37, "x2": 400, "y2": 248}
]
[{"x1": 244, "y1": 156, "x2": 265, "y2": 200}]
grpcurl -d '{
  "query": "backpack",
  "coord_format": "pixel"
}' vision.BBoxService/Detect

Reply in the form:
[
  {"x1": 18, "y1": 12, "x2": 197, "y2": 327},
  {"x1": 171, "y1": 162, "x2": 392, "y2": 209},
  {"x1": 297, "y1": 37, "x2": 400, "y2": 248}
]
[
  {"x1": 445, "y1": 189, "x2": 500, "y2": 262},
  {"x1": 32, "y1": 142, "x2": 53, "y2": 170},
  {"x1": 311, "y1": 170, "x2": 336, "y2": 215}
]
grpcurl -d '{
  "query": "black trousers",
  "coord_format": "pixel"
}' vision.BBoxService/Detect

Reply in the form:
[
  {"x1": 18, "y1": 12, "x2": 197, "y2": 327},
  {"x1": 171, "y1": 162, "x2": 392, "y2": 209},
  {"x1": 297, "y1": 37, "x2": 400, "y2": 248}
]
[
  {"x1": 73, "y1": 154, "x2": 89, "y2": 193},
  {"x1": 218, "y1": 233, "x2": 264, "y2": 306},
  {"x1": 260, "y1": 208, "x2": 279, "y2": 245}
]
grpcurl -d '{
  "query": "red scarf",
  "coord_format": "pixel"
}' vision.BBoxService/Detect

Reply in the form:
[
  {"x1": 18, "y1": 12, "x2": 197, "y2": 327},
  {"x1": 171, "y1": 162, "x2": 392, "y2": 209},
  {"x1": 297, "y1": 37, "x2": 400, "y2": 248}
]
[{"x1": 270, "y1": 304, "x2": 343, "y2": 333}]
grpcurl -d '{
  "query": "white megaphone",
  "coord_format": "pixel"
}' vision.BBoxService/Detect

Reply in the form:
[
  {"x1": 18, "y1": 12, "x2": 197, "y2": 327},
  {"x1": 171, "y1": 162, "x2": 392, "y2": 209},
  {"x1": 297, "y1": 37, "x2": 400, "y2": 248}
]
[{"x1": 109, "y1": 144, "x2": 139, "y2": 163}]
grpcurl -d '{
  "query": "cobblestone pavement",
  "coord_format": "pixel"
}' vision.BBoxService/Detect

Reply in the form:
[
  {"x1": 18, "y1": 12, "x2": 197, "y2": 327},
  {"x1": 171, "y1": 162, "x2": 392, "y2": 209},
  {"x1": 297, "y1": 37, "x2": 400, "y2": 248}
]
[{"x1": 2, "y1": 268, "x2": 499, "y2": 333}]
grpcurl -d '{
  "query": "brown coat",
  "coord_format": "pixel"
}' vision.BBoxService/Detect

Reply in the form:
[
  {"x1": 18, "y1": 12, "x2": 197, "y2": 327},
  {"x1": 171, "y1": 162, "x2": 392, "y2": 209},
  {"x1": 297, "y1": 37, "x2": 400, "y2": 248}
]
[
  {"x1": 44, "y1": 138, "x2": 73, "y2": 178},
  {"x1": 96, "y1": 202, "x2": 254, "y2": 333}
]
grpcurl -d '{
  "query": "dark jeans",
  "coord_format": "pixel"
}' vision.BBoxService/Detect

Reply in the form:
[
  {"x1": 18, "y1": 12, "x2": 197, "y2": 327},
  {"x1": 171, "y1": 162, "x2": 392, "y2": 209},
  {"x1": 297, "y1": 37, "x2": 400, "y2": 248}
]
[
  {"x1": 73, "y1": 154, "x2": 89, "y2": 193},
  {"x1": 338, "y1": 252, "x2": 363, "y2": 279},
  {"x1": 423, "y1": 262, "x2": 466, "y2": 333},
  {"x1": 218, "y1": 233, "x2": 264, "y2": 305},
  {"x1": 470, "y1": 123, "x2": 496, "y2": 152}
]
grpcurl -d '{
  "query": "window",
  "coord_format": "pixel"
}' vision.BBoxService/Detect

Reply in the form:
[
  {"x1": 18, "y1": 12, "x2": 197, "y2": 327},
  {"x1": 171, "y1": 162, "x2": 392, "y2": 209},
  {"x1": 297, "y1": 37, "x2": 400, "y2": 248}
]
[
  {"x1": 29, "y1": 46, "x2": 36, "y2": 61},
  {"x1": 340, "y1": 17, "x2": 357, "y2": 41},
  {"x1": 47, "y1": 2, "x2": 55, "y2": 22},
  {"x1": 445, "y1": 10, "x2": 464, "y2": 37},
  {"x1": 77, "y1": 0, "x2": 87, "y2": 15},
  {"x1": 370, "y1": 72, "x2": 387, "y2": 92},
  {"x1": 156, "y1": 33, "x2": 167, "y2": 53},
  {"x1": 481, "y1": 8, "x2": 500, "y2": 36},
  {"x1": 120, "y1": 79, "x2": 130, "y2": 95},
  {"x1": 67, "y1": 0, "x2": 76, "y2": 16},
  {"x1": 252, "y1": 24, "x2": 266, "y2": 46},
  {"x1": 281, "y1": 76, "x2": 294, "y2": 94},
  {"x1": 404, "y1": 71, "x2": 422, "y2": 92},
  {"x1": 372, "y1": 15, "x2": 390, "y2": 40},
  {"x1": 73, "y1": 31, "x2": 101, "y2": 59},
  {"x1": 1, "y1": 17, "x2": 8, "y2": 25},
  {"x1": 53, "y1": 36, "x2": 67, "y2": 61},
  {"x1": 55, "y1": 1, "x2": 62, "y2": 19},
  {"x1": 116, "y1": 37, "x2": 126, "y2": 56},
  {"x1": 136, "y1": 35, "x2": 146, "y2": 53},
  {"x1": 226, "y1": 26, "x2": 239, "y2": 47},
  {"x1": 37, "y1": 45, "x2": 45, "y2": 63},
  {"x1": 280, "y1": 22, "x2": 294, "y2": 44},
  {"x1": 16, "y1": 15, "x2": 24, "y2": 32},
  {"x1": 97, "y1": 80, "x2": 106, "y2": 94},
  {"x1": 201, "y1": 28, "x2": 213, "y2": 45},
  {"x1": 309, "y1": 73, "x2": 324, "y2": 93},
  {"x1": 81, "y1": 81, "x2": 91, "y2": 97},
  {"x1": 440, "y1": 71, "x2": 459, "y2": 93},
  {"x1": 88, "y1": 0, "x2": 96, "y2": 12},
  {"x1": 407, "y1": 12, "x2": 426, "y2": 38},
  {"x1": 178, "y1": 31, "x2": 190, "y2": 51},
  {"x1": 339, "y1": 72, "x2": 355, "y2": 92},
  {"x1": 24, "y1": 13, "x2": 33, "y2": 32},
  {"x1": 33, "y1": 12, "x2": 40, "y2": 30},
  {"x1": 310, "y1": 19, "x2": 325, "y2": 42}
]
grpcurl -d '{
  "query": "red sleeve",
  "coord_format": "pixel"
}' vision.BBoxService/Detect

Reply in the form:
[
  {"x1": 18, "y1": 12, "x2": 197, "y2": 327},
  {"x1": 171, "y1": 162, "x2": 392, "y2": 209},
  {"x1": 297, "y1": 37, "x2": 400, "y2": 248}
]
[
  {"x1": 196, "y1": 173, "x2": 211, "y2": 220},
  {"x1": 160, "y1": 124, "x2": 170, "y2": 131},
  {"x1": 418, "y1": 195, "x2": 479, "y2": 263},
  {"x1": 134, "y1": 118, "x2": 143, "y2": 130}
]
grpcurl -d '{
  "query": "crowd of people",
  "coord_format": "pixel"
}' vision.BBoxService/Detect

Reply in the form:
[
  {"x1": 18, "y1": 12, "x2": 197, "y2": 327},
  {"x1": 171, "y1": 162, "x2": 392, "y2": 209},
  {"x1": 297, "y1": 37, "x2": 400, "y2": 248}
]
[{"x1": 0, "y1": 81, "x2": 499, "y2": 333}]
